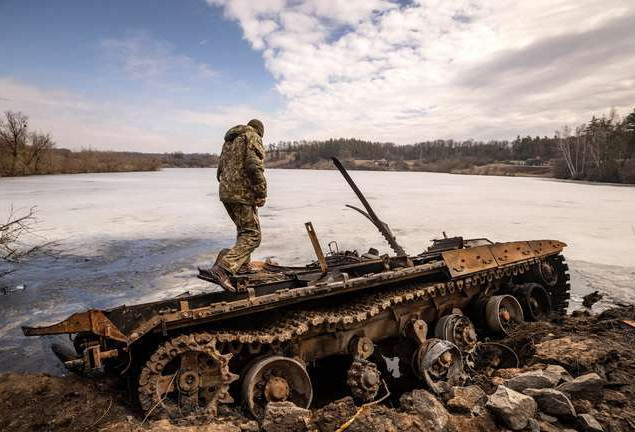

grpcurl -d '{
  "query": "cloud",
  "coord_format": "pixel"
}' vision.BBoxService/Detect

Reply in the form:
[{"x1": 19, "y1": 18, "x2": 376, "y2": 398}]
[
  {"x1": 100, "y1": 31, "x2": 218, "y2": 88},
  {"x1": 207, "y1": 0, "x2": 635, "y2": 143},
  {"x1": 0, "y1": 77, "x2": 228, "y2": 153}
]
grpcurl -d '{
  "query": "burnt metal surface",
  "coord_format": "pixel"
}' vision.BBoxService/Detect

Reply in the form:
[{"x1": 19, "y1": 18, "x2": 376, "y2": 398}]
[
  {"x1": 19, "y1": 155, "x2": 571, "y2": 422},
  {"x1": 23, "y1": 310, "x2": 128, "y2": 343},
  {"x1": 332, "y1": 156, "x2": 406, "y2": 256}
]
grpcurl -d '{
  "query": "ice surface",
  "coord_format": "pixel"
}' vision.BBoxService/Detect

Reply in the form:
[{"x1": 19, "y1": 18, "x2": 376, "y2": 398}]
[{"x1": 0, "y1": 168, "x2": 633, "y2": 373}]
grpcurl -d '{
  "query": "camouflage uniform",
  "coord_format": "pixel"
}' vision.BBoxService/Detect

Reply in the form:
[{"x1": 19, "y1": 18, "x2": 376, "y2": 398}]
[{"x1": 216, "y1": 124, "x2": 266, "y2": 275}]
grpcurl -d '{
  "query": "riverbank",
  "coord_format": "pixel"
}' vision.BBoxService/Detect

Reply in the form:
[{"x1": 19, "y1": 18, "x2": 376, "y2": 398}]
[
  {"x1": 2, "y1": 304, "x2": 633, "y2": 432},
  {"x1": 265, "y1": 157, "x2": 553, "y2": 177}
]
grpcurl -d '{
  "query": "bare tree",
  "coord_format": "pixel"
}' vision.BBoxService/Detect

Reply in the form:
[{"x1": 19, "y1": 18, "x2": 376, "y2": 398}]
[
  {"x1": 0, "y1": 206, "x2": 40, "y2": 263},
  {"x1": 0, "y1": 111, "x2": 29, "y2": 176},
  {"x1": 555, "y1": 124, "x2": 589, "y2": 179},
  {"x1": 24, "y1": 132, "x2": 55, "y2": 174}
]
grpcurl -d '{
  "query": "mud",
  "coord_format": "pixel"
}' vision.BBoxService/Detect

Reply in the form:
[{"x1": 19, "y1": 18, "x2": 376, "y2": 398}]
[{"x1": 2, "y1": 305, "x2": 634, "y2": 432}]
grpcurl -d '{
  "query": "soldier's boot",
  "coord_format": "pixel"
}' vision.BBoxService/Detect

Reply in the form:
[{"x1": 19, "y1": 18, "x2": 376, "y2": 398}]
[
  {"x1": 237, "y1": 262, "x2": 259, "y2": 274},
  {"x1": 198, "y1": 249, "x2": 236, "y2": 292},
  {"x1": 209, "y1": 264, "x2": 236, "y2": 293}
]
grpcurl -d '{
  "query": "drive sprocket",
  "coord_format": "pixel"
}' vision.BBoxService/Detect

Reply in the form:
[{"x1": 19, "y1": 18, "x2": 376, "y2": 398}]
[
  {"x1": 543, "y1": 254, "x2": 571, "y2": 315},
  {"x1": 138, "y1": 333, "x2": 238, "y2": 425}
]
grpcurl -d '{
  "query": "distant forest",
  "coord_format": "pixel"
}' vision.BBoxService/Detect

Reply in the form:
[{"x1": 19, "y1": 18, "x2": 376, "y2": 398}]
[
  {"x1": 267, "y1": 107, "x2": 635, "y2": 183},
  {"x1": 1, "y1": 108, "x2": 633, "y2": 183},
  {"x1": 0, "y1": 111, "x2": 217, "y2": 176}
]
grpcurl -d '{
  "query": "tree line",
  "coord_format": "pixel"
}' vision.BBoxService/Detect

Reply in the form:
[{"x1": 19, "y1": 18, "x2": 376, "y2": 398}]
[
  {"x1": 2, "y1": 107, "x2": 634, "y2": 183},
  {"x1": 267, "y1": 107, "x2": 635, "y2": 183},
  {"x1": 0, "y1": 111, "x2": 221, "y2": 176}
]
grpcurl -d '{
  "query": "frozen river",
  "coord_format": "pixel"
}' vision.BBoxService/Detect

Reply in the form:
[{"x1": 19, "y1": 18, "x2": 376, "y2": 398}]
[{"x1": 0, "y1": 168, "x2": 634, "y2": 373}]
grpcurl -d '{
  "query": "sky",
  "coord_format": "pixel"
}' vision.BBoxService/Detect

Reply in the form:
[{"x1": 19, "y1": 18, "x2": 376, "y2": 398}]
[{"x1": 1, "y1": 0, "x2": 634, "y2": 154}]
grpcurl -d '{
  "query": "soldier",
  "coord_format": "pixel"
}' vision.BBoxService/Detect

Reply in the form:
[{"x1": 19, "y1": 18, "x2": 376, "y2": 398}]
[{"x1": 204, "y1": 119, "x2": 266, "y2": 292}]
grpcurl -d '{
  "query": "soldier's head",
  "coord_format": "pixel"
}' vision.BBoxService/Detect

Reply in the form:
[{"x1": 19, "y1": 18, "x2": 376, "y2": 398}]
[{"x1": 247, "y1": 119, "x2": 264, "y2": 138}]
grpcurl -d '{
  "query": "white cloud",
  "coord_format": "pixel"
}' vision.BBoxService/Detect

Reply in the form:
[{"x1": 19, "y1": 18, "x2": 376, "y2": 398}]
[
  {"x1": 100, "y1": 31, "x2": 218, "y2": 88},
  {"x1": 0, "y1": 77, "x2": 231, "y2": 153},
  {"x1": 207, "y1": 0, "x2": 635, "y2": 143}
]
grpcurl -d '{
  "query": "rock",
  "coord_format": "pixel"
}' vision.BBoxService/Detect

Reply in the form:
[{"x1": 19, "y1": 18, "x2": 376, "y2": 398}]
[
  {"x1": 492, "y1": 376, "x2": 506, "y2": 386},
  {"x1": 149, "y1": 419, "x2": 243, "y2": 432},
  {"x1": 262, "y1": 401, "x2": 310, "y2": 432},
  {"x1": 572, "y1": 309, "x2": 592, "y2": 317},
  {"x1": 486, "y1": 385, "x2": 537, "y2": 430},
  {"x1": 534, "y1": 337, "x2": 608, "y2": 371},
  {"x1": 603, "y1": 390, "x2": 627, "y2": 407},
  {"x1": 525, "y1": 418, "x2": 540, "y2": 432},
  {"x1": 446, "y1": 385, "x2": 487, "y2": 415},
  {"x1": 448, "y1": 411, "x2": 498, "y2": 432},
  {"x1": 577, "y1": 413, "x2": 604, "y2": 432},
  {"x1": 582, "y1": 291, "x2": 603, "y2": 308},
  {"x1": 524, "y1": 388, "x2": 576, "y2": 419},
  {"x1": 400, "y1": 389, "x2": 453, "y2": 431},
  {"x1": 538, "y1": 412, "x2": 558, "y2": 423},
  {"x1": 347, "y1": 404, "x2": 434, "y2": 432},
  {"x1": 310, "y1": 397, "x2": 357, "y2": 432},
  {"x1": 240, "y1": 420, "x2": 260, "y2": 432},
  {"x1": 543, "y1": 365, "x2": 572, "y2": 384},
  {"x1": 556, "y1": 373, "x2": 605, "y2": 403},
  {"x1": 495, "y1": 368, "x2": 523, "y2": 380},
  {"x1": 539, "y1": 422, "x2": 565, "y2": 432},
  {"x1": 506, "y1": 370, "x2": 559, "y2": 392},
  {"x1": 572, "y1": 399, "x2": 592, "y2": 414}
]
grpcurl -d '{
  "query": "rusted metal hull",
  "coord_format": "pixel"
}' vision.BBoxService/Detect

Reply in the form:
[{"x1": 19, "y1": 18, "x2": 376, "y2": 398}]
[{"x1": 22, "y1": 237, "x2": 569, "y2": 423}]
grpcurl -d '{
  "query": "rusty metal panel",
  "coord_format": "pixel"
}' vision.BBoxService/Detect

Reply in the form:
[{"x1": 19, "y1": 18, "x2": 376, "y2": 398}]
[
  {"x1": 490, "y1": 241, "x2": 535, "y2": 265},
  {"x1": 22, "y1": 310, "x2": 128, "y2": 343},
  {"x1": 528, "y1": 240, "x2": 567, "y2": 257},
  {"x1": 442, "y1": 245, "x2": 498, "y2": 278}
]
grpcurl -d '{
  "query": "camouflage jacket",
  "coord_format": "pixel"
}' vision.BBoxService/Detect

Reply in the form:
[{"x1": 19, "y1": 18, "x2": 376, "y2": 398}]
[{"x1": 217, "y1": 125, "x2": 267, "y2": 205}]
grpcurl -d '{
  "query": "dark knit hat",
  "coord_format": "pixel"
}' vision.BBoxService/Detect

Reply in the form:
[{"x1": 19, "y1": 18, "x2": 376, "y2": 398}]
[{"x1": 247, "y1": 119, "x2": 264, "y2": 137}]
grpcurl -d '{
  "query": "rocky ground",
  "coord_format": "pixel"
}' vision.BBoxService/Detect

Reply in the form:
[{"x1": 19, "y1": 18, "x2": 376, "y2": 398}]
[{"x1": 1, "y1": 305, "x2": 634, "y2": 432}]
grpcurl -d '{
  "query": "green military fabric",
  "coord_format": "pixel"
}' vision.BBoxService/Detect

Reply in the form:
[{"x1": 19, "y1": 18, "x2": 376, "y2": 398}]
[
  {"x1": 219, "y1": 202, "x2": 261, "y2": 275},
  {"x1": 217, "y1": 124, "x2": 267, "y2": 205}
]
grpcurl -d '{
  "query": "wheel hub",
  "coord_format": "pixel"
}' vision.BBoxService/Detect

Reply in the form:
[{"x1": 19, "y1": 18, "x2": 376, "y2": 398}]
[
  {"x1": 242, "y1": 356, "x2": 313, "y2": 420},
  {"x1": 347, "y1": 359, "x2": 381, "y2": 402},
  {"x1": 265, "y1": 376, "x2": 290, "y2": 402},
  {"x1": 178, "y1": 370, "x2": 200, "y2": 394}
]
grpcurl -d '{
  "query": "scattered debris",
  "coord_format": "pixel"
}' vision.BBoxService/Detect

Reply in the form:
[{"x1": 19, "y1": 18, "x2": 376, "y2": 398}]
[
  {"x1": 505, "y1": 369, "x2": 560, "y2": 392},
  {"x1": 399, "y1": 389, "x2": 452, "y2": 431},
  {"x1": 446, "y1": 385, "x2": 487, "y2": 415},
  {"x1": 577, "y1": 413, "x2": 604, "y2": 432},
  {"x1": 582, "y1": 290, "x2": 604, "y2": 308},
  {"x1": 486, "y1": 385, "x2": 537, "y2": 430},
  {"x1": 262, "y1": 401, "x2": 310, "y2": 432},
  {"x1": 556, "y1": 373, "x2": 605, "y2": 403},
  {"x1": 523, "y1": 388, "x2": 576, "y2": 419},
  {"x1": 2, "y1": 306, "x2": 635, "y2": 432},
  {"x1": 2, "y1": 283, "x2": 25, "y2": 294}
]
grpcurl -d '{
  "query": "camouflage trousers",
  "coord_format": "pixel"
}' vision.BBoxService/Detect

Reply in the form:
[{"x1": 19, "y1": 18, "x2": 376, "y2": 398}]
[{"x1": 219, "y1": 202, "x2": 261, "y2": 275}]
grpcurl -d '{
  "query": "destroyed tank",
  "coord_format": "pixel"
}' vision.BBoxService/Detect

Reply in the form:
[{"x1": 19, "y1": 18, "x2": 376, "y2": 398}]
[{"x1": 23, "y1": 158, "x2": 570, "y2": 424}]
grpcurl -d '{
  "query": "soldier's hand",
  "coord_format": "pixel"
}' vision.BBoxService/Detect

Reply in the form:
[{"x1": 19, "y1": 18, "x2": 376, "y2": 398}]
[{"x1": 255, "y1": 198, "x2": 266, "y2": 207}]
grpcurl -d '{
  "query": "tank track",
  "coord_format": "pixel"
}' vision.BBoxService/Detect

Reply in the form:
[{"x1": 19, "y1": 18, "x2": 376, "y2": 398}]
[
  {"x1": 139, "y1": 254, "x2": 565, "y2": 421},
  {"x1": 545, "y1": 254, "x2": 571, "y2": 315}
]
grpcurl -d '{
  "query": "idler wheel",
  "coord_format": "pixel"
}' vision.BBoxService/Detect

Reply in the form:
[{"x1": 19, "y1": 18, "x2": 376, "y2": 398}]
[
  {"x1": 241, "y1": 356, "x2": 312, "y2": 420},
  {"x1": 485, "y1": 295, "x2": 524, "y2": 335},
  {"x1": 412, "y1": 338, "x2": 463, "y2": 395},
  {"x1": 346, "y1": 359, "x2": 381, "y2": 402},
  {"x1": 434, "y1": 314, "x2": 478, "y2": 351},
  {"x1": 514, "y1": 283, "x2": 552, "y2": 321}
]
